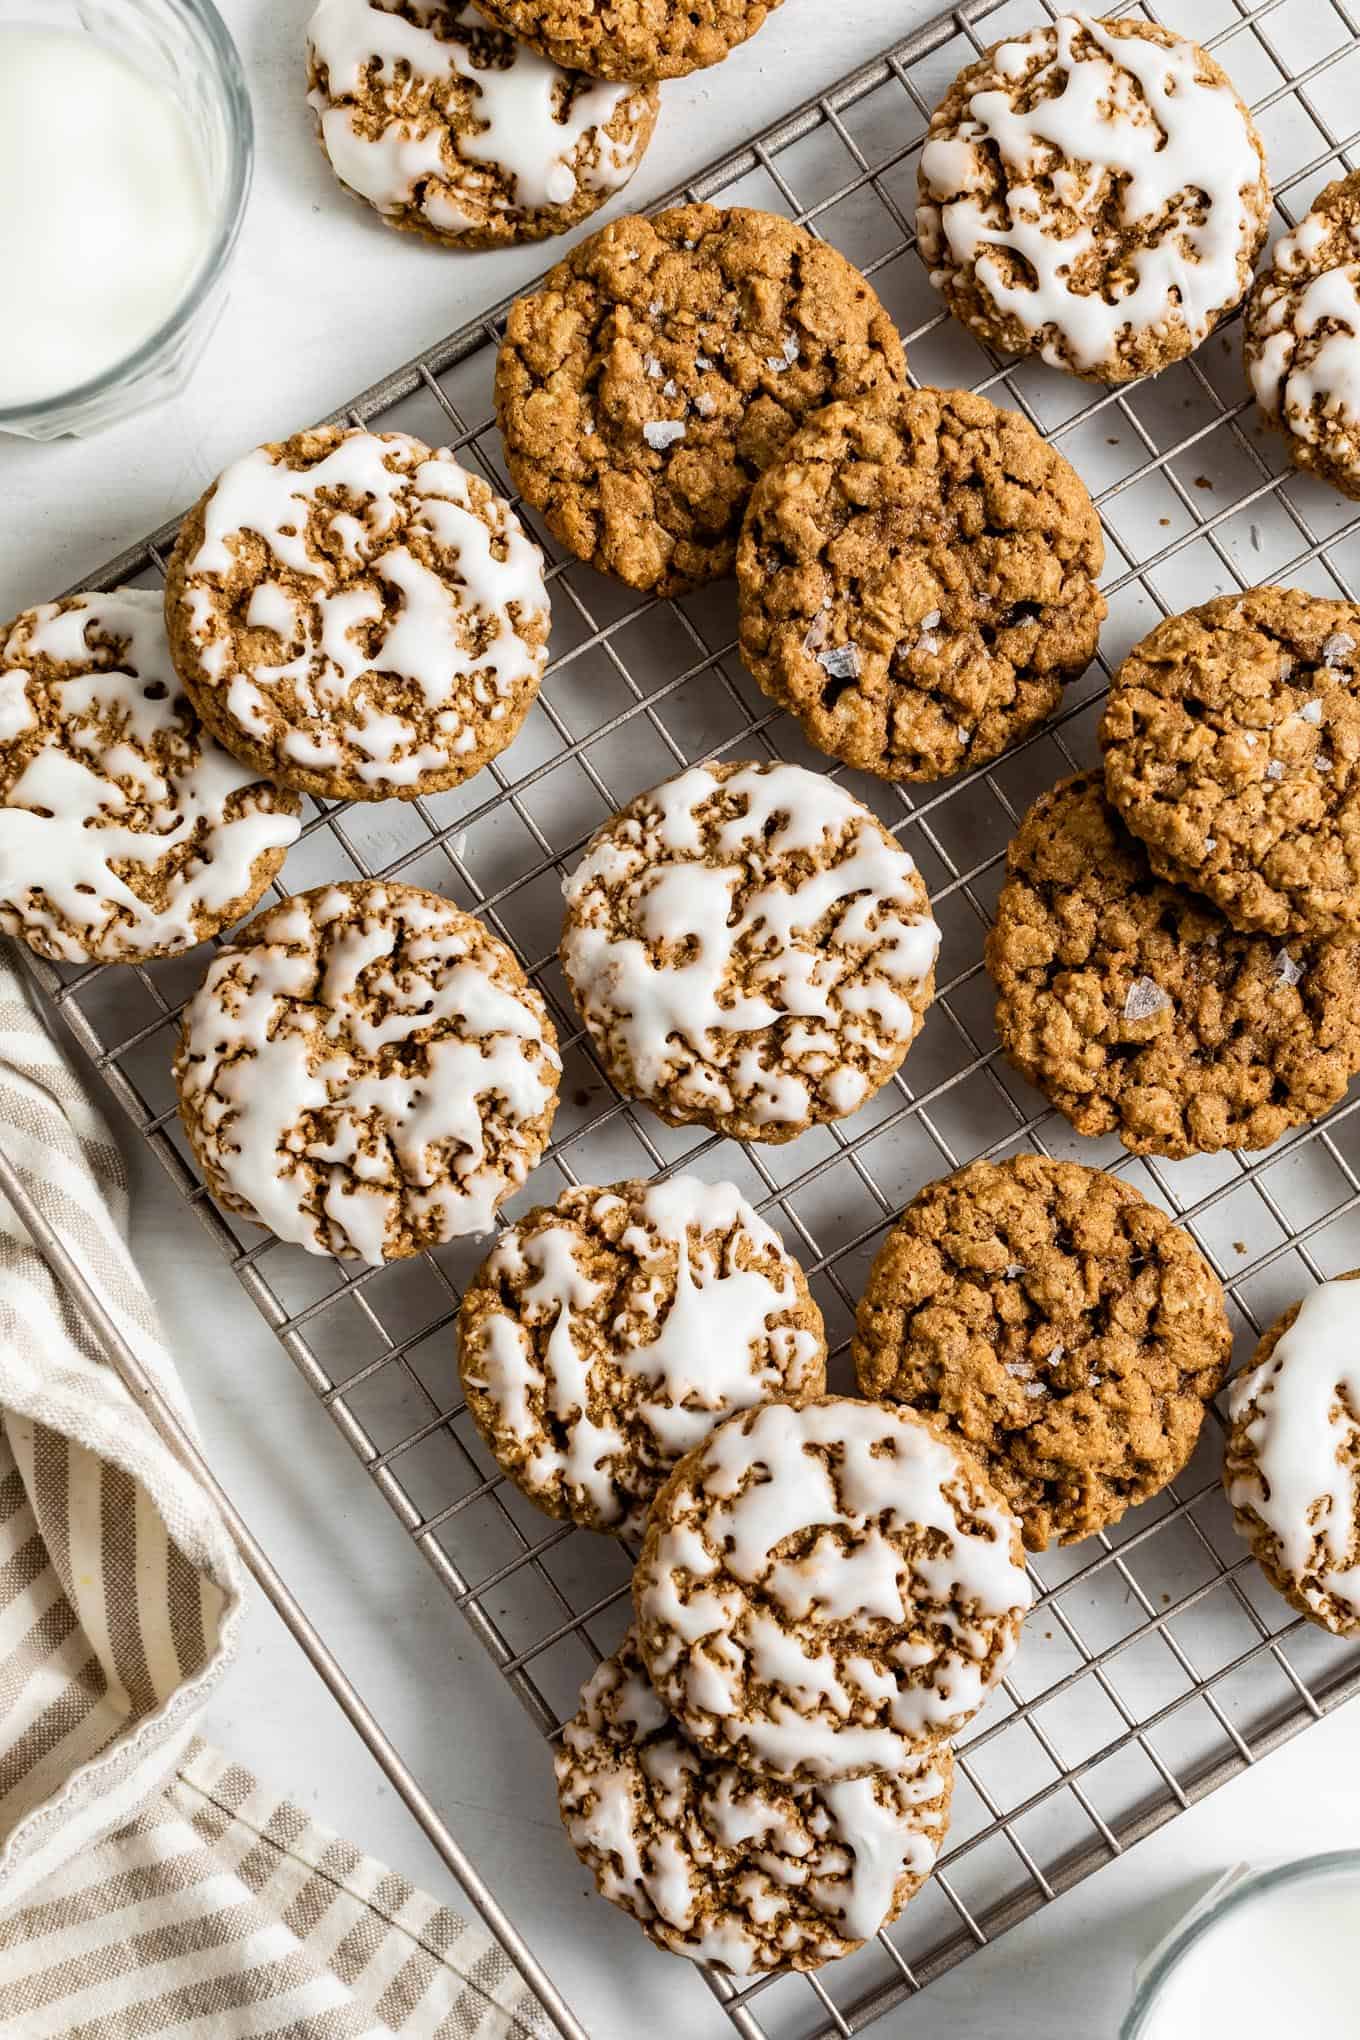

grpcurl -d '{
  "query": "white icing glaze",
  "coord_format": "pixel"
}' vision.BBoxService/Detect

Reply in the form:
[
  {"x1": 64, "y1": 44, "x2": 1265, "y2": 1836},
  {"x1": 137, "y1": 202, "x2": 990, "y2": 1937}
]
[
  {"x1": 306, "y1": 0, "x2": 643, "y2": 227},
  {"x1": 1228, "y1": 1279, "x2": 1360, "y2": 1623},
  {"x1": 919, "y1": 14, "x2": 1263, "y2": 373},
  {"x1": 0, "y1": 589, "x2": 299, "y2": 962},
  {"x1": 1250, "y1": 234, "x2": 1360, "y2": 448},
  {"x1": 561, "y1": 762, "x2": 939, "y2": 1130}
]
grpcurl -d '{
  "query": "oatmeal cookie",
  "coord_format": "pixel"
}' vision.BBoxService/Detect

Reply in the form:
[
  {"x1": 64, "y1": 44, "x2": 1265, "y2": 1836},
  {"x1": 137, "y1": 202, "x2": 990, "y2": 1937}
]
[
  {"x1": 1101, "y1": 588, "x2": 1360, "y2": 940},
  {"x1": 306, "y1": 0, "x2": 657, "y2": 250},
  {"x1": 560, "y1": 759, "x2": 939, "y2": 1143},
  {"x1": 987, "y1": 772, "x2": 1360, "y2": 1159},
  {"x1": 736, "y1": 387, "x2": 1105, "y2": 782},
  {"x1": 1245, "y1": 171, "x2": 1360, "y2": 501},
  {"x1": 468, "y1": 0, "x2": 779, "y2": 83},
  {"x1": 164, "y1": 426, "x2": 549, "y2": 802},
  {"x1": 852, "y1": 1156, "x2": 1231, "y2": 1550},
  {"x1": 917, "y1": 14, "x2": 1269, "y2": 383},
  {"x1": 0, "y1": 588, "x2": 299, "y2": 965},
  {"x1": 459, "y1": 1175, "x2": 825, "y2": 1533},
  {"x1": 495, "y1": 206, "x2": 909, "y2": 595},
  {"x1": 1225, "y1": 1271, "x2": 1360, "y2": 1636},
  {"x1": 175, "y1": 881, "x2": 559, "y2": 1264},
  {"x1": 556, "y1": 1627, "x2": 953, "y2": 1974},
  {"x1": 634, "y1": 1396, "x2": 1031, "y2": 1781}
]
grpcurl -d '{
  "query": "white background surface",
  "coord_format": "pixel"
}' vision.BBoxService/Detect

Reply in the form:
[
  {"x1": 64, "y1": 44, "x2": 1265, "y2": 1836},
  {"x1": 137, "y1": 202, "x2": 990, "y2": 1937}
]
[{"x1": 2, "y1": 1, "x2": 1359, "y2": 2034}]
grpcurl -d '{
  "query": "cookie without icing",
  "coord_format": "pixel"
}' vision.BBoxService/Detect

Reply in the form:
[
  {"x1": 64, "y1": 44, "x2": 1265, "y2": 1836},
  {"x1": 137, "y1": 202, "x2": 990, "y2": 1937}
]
[
  {"x1": 917, "y1": 14, "x2": 1269, "y2": 383},
  {"x1": 306, "y1": 0, "x2": 658, "y2": 250},
  {"x1": 469, "y1": 0, "x2": 780, "y2": 83},
  {"x1": 634, "y1": 1396, "x2": 1031, "y2": 1782},
  {"x1": 458, "y1": 1175, "x2": 826, "y2": 1533},
  {"x1": 1245, "y1": 170, "x2": 1360, "y2": 501},
  {"x1": 164, "y1": 426, "x2": 550, "y2": 802},
  {"x1": 0, "y1": 588, "x2": 299, "y2": 965},
  {"x1": 560, "y1": 759, "x2": 940, "y2": 1144},
  {"x1": 987, "y1": 772, "x2": 1360, "y2": 1159},
  {"x1": 1225, "y1": 1271, "x2": 1360, "y2": 1637},
  {"x1": 1101, "y1": 588, "x2": 1360, "y2": 940},
  {"x1": 175, "y1": 881, "x2": 560, "y2": 1264},
  {"x1": 556, "y1": 1627, "x2": 953, "y2": 1974},
  {"x1": 736, "y1": 387, "x2": 1105, "y2": 782},
  {"x1": 495, "y1": 205, "x2": 909, "y2": 595},
  {"x1": 852, "y1": 1156, "x2": 1232, "y2": 1550}
]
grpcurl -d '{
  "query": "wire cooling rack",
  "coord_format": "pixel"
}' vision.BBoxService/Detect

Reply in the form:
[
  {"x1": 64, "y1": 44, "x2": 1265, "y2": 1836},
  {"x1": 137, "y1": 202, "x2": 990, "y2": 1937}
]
[{"x1": 21, "y1": 0, "x2": 1360, "y2": 2031}]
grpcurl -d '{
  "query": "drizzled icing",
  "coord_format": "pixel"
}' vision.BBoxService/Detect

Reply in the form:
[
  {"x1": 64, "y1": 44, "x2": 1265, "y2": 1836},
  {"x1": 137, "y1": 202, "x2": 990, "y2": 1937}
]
[
  {"x1": 555, "y1": 1627, "x2": 950, "y2": 1974},
  {"x1": 561, "y1": 761, "x2": 940, "y2": 1133},
  {"x1": 179, "y1": 429, "x2": 548, "y2": 791},
  {"x1": 636, "y1": 1397, "x2": 1031, "y2": 1780},
  {"x1": 1249, "y1": 204, "x2": 1360, "y2": 453},
  {"x1": 461, "y1": 1175, "x2": 825, "y2": 1532},
  {"x1": 306, "y1": 0, "x2": 645, "y2": 229},
  {"x1": 0, "y1": 589, "x2": 299, "y2": 963},
  {"x1": 1228, "y1": 1280, "x2": 1360, "y2": 1627},
  {"x1": 175, "y1": 882, "x2": 560, "y2": 1264},
  {"x1": 919, "y1": 14, "x2": 1264, "y2": 374}
]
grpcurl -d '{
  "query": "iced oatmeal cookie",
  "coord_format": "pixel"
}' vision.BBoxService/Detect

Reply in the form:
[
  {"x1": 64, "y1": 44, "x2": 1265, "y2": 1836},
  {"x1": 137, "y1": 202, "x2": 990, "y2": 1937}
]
[
  {"x1": 555, "y1": 1627, "x2": 953, "y2": 1973},
  {"x1": 469, "y1": 0, "x2": 779, "y2": 83},
  {"x1": 917, "y1": 14, "x2": 1269, "y2": 383},
  {"x1": 634, "y1": 1396, "x2": 1031, "y2": 1781},
  {"x1": 1245, "y1": 170, "x2": 1360, "y2": 500},
  {"x1": 0, "y1": 588, "x2": 299, "y2": 964},
  {"x1": 1101, "y1": 588, "x2": 1360, "y2": 940},
  {"x1": 175, "y1": 881, "x2": 559, "y2": 1264},
  {"x1": 306, "y1": 0, "x2": 657, "y2": 249},
  {"x1": 852, "y1": 1156, "x2": 1232, "y2": 1550},
  {"x1": 986, "y1": 772, "x2": 1360, "y2": 1158},
  {"x1": 560, "y1": 759, "x2": 940, "y2": 1143},
  {"x1": 459, "y1": 1175, "x2": 825, "y2": 1532},
  {"x1": 164, "y1": 426, "x2": 549, "y2": 802},
  {"x1": 1225, "y1": 1271, "x2": 1360, "y2": 1636},
  {"x1": 736, "y1": 387, "x2": 1105, "y2": 781},
  {"x1": 495, "y1": 206, "x2": 908, "y2": 595}
]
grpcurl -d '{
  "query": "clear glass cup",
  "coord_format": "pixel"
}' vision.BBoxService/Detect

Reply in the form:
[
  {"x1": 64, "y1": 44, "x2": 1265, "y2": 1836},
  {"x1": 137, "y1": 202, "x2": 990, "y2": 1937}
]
[{"x1": 0, "y1": 0, "x2": 252, "y2": 440}]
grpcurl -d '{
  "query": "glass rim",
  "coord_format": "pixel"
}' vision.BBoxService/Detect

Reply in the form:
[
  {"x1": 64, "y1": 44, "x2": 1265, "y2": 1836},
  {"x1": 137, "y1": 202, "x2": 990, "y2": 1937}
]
[
  {"x1": 1121, "y1": 1850, "x2": 1360, "y2": 2038},
  {"x1": 0, "y1": 0, "x2": 253, "y2": 427}
]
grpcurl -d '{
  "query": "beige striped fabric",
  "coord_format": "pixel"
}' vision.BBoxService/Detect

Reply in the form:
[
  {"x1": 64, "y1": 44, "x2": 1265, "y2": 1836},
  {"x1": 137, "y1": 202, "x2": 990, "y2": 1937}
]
[{"x1": 0, "y1": 951, "x2": 551, "y2": 2040}]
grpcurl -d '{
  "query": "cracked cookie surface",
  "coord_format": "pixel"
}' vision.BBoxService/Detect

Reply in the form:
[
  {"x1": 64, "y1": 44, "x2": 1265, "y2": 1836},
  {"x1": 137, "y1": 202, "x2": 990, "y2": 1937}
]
[
  {"x1": 852, "y1": 1156, "x2": 1231, "y2": 1549},
  {"x1": 468, "y1": 0, "x2": 780, "y2": 84},
  {"x1": 1245, "y1": 170, "x2": 1360, "y2": 501},
  {"x1": 495, "y1": 206, "x2": 909, "y2": 595},
  {"x1": 736, "y1": 387, "x2": 1105, "y2": 781},
  {"x1": 987, "y1": 772, "x2": 1360, "y2": 1158},
  {"x1": 175, "y1": 880, "x2": 560, "y2": 1264},
  {"x1": 458, "y1": 1175, "x2": 826, "y2": 1533}
]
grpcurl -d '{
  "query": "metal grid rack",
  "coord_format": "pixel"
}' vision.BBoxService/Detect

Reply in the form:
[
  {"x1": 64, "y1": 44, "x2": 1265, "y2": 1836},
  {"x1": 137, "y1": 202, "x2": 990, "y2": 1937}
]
[{"x1": 22, "y1": 0, "x2": 1360, "y2": 2030}]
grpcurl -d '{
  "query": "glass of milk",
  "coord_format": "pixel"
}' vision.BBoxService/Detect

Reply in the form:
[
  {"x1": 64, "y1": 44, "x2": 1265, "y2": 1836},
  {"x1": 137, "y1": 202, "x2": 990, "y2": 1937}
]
[{"x1": 0, "y1": 0, "x2": 252, "y2": 438}]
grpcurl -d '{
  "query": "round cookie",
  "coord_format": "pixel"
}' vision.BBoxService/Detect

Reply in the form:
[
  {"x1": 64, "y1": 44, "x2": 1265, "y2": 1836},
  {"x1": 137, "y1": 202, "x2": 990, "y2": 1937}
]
[
  {"x1": 555, "y1": 1627, "x2": 953, "y2": 1974},
  {"x1": 1225, "y1": 1272, "x2": 1360, "y2": 1637},
  {"x1": 0, "y1": 588, "x2": 299, "y2": 965},
  {"x1": 495, "y1": 205, "x2": 909, "y2": 595},
  {"x1": 1245, "y1": 170, "x2": 1360, "y2": 500},
  {"x1": 634, "y1": 1395, "x2": 1032, "y2": 1781},
  {"x1": 164, "y1": 426, "x2": 549, "y2": 802},
  {"x1": 917, "y1": 14, "x2": 1269, "y2": 383},
  {"x1": 467, "y1": 0, "x2": 779, "y2": 84},
  {"x1": 986, "y1": 771, "x2": 1360, "y2": 1159},
  {"x1": 458, "y1": 1175, "x2": 826, "y2": 1533},
  {"x1": 306, "y1": 0, "x2": 657, "y2": 250},
  {"x1": 1101, "y1": 588, "x2": 1360, "y2": 940},
  {"x1": 736, "y1": 387, "x2": 1106, "y2": 782},
  {"x1": 560, "y1": 759, "x2": 940, "y2": 1144},
  {"x1": 852, "y1": 1156, "x2": 1232, "y2": 1550},
  {"x1": 175, "y1": 880, "x2": 560, "y2": 1264}
]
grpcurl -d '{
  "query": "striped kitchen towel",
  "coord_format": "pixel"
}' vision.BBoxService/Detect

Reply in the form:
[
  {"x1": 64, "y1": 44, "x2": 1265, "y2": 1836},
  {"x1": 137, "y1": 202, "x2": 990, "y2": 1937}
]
[{"x1": 0, "y1": 950, "x2": 550, "y2": 2039}]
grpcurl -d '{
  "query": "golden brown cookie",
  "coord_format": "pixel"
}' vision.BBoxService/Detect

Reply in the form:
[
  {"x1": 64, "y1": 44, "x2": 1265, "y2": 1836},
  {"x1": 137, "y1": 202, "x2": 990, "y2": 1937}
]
[
  {"x1": 917, "y1": 15, "x2": 1269, "y2": 383},
  {"x1": 468, "y1": 0, "x2": 779, "y2": 82},
  {"x1": 1245, "y1": 171, "x2": 1360, "y2": 500},
  {"x1": 494, "y1": 206, "x2": 909, "y2": 595},
  {"x1": 986, "y1": 772, "x2": 1360, "y2": 1159},
  {"x1": 736, "y1": 387, "x2": 1106, "y2": 781},
  {"x1": 1101, "y1": 588, "x2": 1360, "y2": 940},
  {"x1": 852, "y1": 1156, "x2": 1232, "y2": 1550}
]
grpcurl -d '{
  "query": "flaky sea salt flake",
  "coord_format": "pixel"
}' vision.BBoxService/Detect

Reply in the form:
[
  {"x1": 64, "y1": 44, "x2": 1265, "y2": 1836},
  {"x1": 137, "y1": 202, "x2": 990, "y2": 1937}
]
[
  {"x1": 644, "y1": 354, "x2": 662, "y2": 378},
  {"x1": 765, "y1": 333, "x2": 800, "y2": 372},
  {"x1": 1124, "y1": 976, "x2": 1171, "y2": 1022},
  {"x1": 1274, "y1": 948, "x2": 1305, "y2": 987},
  {"x1": 1266, "y1": 758, "x2": 1285, "y2": 781},
  {"x1": 1323, "y1": 632, "x2": 1356, "y2": 665},
  {"x1": 817, "y1": 644, "x2": 861, "y2": 681},
  {"x1": 644, "y1": 419, "x2": 687, "y2": 450},
  {"x1": 1298, "y1": 698, "x2": 1323, "y2": 724}
]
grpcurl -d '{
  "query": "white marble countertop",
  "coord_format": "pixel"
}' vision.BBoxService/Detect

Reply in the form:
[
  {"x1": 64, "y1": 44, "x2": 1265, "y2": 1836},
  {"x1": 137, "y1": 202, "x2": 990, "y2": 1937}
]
[{"x1": 3, "y1": 2, "x2": 1360, "y2": 2034}]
